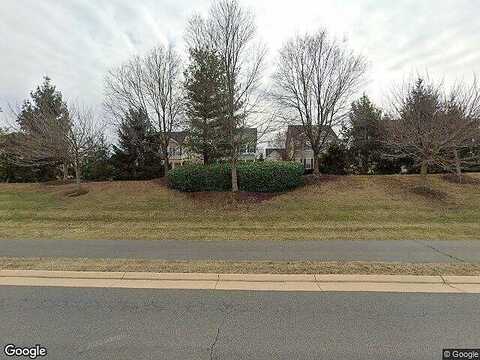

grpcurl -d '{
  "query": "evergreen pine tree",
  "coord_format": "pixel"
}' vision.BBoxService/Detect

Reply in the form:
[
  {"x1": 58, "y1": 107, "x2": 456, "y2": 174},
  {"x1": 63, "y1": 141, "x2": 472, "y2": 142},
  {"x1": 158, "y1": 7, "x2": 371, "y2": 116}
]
[
  {"x1": 346, "y1": 94, "x2": 383, "y2": 174},
  {"x1": 111, "y1": 108, "x2": 163, "y2": 180},
  {"x1": 83, "y1": 134, "x2": 114, "y2": 181},
  {"x1": 16, "y1": 77, "x2": 71, "y2": 179},
  {"x1": 184, "y1": 47, "x2": 227, "y2": 164},
  {"x1": 17, "y1": 76, "x2": 70, "y2": 134}
]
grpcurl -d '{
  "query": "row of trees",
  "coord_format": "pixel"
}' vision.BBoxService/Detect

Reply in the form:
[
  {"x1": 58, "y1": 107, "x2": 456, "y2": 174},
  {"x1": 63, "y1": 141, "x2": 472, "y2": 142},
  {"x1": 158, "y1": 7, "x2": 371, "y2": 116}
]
[
  {"x1": 0, "y1": 79, "x2": 165, "y2": 184},
  {"x1": 339, "y1": 78, "x2": 480, "y2": 182},
  {"x1": 104, "y1": 0, "x2": 267, "y2": 191},
  {"x1": 0, "y1": 78, "x2": 103, "y2": 190},
  {"x1": 1, "y1": 0, "x2": 479, "y2": 190},
  {"x1": 102, "y1": 1, "x2": 371, "y2": 189},
  {"x1": 388, "y1": 78, "x2": 480, "y2": 182}
]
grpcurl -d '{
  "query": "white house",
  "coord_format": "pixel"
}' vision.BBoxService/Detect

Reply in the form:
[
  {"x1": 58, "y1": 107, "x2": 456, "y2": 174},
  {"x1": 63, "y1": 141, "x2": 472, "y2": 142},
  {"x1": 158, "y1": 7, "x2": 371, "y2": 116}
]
[
  {"x1": 285, "y1": 125, "x2": 338, "y2": 170},
  {"x1": 166, "y1": 128, "x2": 258, "y2": 169}
]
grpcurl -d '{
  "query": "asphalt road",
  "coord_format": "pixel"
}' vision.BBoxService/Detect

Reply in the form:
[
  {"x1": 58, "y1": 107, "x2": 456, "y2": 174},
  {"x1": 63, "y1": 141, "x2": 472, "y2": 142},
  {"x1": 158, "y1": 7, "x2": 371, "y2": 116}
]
[
  {"x1": 1, "y1": 286, "x2": 479, "y2": 359},
  {"x1": 1, "y1": 239, "x2": 479, "y2": 263}
]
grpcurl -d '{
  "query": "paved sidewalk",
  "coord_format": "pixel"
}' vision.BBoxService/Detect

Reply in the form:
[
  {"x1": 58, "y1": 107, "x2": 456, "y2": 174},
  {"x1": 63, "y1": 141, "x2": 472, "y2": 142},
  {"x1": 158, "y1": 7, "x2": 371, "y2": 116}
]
[
  {"x1": 1, "y1": 270, "x2": 479, "y2": 293},
  {"x1": 1, "y1": 239, "x2": 479, "y2": 262}
]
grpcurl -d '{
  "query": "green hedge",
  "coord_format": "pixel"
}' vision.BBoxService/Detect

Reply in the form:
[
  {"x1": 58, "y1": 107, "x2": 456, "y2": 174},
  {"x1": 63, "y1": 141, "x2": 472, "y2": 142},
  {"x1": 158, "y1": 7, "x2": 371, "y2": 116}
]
[
  {"x1": 167, "y1": 161, "x2": 304, "y2": 193},
  {"x1": 237, "y1": 161, "x2": 304, "y2": 192},
  {"x1": 167, "y1": 163, "x2": 231, "y2": 192}
]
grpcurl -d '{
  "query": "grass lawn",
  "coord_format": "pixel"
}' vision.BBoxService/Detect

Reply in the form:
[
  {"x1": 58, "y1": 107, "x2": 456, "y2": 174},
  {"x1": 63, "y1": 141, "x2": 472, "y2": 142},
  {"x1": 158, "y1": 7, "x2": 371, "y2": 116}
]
[
  {"x1": 0, "y1": 174, "x2": 479, "y2": 241},
  {"x1": 1, "y1": 257, "x2": 480, "y2": 275}
]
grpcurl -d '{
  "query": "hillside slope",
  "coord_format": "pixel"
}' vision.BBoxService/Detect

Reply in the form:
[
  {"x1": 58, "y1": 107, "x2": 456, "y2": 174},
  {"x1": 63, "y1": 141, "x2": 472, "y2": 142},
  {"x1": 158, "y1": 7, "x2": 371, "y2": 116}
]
[{"x1": 1, "y1": 174, "x2": 479, "y2": 240}]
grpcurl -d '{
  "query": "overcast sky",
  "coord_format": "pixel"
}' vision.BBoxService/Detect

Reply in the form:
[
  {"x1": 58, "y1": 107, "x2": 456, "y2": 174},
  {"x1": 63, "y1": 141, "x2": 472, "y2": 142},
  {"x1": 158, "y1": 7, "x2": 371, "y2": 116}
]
[{"x1": 1, "y1": 0, "x2": 480, "y2": 125}]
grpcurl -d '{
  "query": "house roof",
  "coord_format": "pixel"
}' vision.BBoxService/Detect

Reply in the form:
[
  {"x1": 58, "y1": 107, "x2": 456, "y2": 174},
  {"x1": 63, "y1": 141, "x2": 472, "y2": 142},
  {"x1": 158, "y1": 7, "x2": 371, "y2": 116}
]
[
  {"x1": 265, "y1": 148, "x2": 286, "y2": 158},
  {"x1": 169, "y1": 131, "x2": 188, "y2": 145},
  {"x1": 238, "y1": 127, "x2": 257, "y2": 142},
  {"x1": 286, "y1": 125, "x2": 338, "y2": 141},
  {"x1": 169, "y1": 128, "x2": 257, "y2": 146}
]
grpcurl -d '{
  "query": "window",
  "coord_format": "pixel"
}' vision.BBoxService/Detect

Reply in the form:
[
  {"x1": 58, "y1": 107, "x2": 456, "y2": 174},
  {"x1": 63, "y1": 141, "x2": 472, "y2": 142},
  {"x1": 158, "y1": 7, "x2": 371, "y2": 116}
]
[
  {"x1": 304, "y1": 158, "x2": 313, "y2": 170},
  {"x1": 240, "y1": 144, "x2": 256, "y2": 154},
  {"x1": 169, "y1": 147, "x2": 182, "y2": 156}
]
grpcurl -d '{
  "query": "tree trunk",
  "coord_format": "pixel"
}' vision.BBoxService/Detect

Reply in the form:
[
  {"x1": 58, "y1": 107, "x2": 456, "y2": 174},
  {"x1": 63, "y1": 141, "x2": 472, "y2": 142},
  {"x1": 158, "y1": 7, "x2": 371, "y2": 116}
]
[
  {"x1": 420, "y1": 160, "x2": 428, "y2": 187},
  {"x1": 231, "y1": 158, "x2": 239, "y2": 192},
  {"x1": 62, "y1": 163, "x2": 68, "y2": 181},
  {"x1": 313, "y1": 154, "x2": 320, "y2": 175},
  {"x1": 359, "y1": 156, "x2": 365, "y2": 174},
  {"x1": 454, "y1": 148, "x2": 462, "y2": 181},
  {"x1": 75, "y1": 162, "x2": 81, "y2": 191},
  {"x1": 164, "y1": 152, "x2": 170, "y2": 176}
]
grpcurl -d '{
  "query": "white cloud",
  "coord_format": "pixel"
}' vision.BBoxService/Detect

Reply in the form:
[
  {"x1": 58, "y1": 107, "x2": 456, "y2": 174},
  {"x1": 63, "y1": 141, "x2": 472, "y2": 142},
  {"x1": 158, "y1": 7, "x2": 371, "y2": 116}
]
[{"x1": 1, "y1": 0, "x2": 479, "y2": 123}]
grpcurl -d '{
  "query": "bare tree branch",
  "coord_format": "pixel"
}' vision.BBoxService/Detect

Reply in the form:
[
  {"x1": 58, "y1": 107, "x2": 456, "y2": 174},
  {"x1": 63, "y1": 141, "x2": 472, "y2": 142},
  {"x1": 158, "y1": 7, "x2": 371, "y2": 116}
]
[
  {"x1": 383, "y1": 75, "x2": 480, "y2": 183},
  {"x1": 186, "y1": 0, "x2": 267, "y2": 191},
  {"x1": 272, "y1": 30, "x2": 367, "y2": 174},
  {"x1": 104, "y1": 44, "x2": 184, "y2": 174}
]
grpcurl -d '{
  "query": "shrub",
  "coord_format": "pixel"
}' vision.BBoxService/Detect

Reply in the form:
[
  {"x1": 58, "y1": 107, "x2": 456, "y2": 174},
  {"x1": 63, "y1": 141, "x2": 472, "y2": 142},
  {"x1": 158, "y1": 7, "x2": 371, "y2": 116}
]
[
  {"x1": 167, "y1": 161, "x2": 304, "y2": 193},
  {"x1": 320, "y1": 143, "x2": 349, "y2": 175},
  {"x1": 237, "y1": 161, "x2": 304, "y2": 192},
  {"x1": 167, "y1": 163, "x2": 231, "y2": 192}
]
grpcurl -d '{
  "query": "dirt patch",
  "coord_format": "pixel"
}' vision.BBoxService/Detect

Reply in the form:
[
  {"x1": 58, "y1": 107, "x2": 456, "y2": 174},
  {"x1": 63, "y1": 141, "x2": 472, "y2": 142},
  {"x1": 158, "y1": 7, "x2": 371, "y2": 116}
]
[
  {"x1": 41, "y1": 179, "x2": 75, "y2": 186},
  {"x1": 187, "y1": 191, "x2": 278, "y2": 204},
  {"x1": 151, "y1": 178, "x2": 168, "y2": 187},
  {"x1": 411, "y1": 185, "x2": 448, "y2": 201},
  {"x1": 236, "y1": 192, "x2": 278, "y2": 203},
  {"x1": 442, "y1": 174, "x2": 480, "y2": 185},
  {"x1": 304, "y1": 174, "x2": 341, "y2": 185},
  {"x1": 63, "y1": 187, "x2": 89, "y2": 197}
]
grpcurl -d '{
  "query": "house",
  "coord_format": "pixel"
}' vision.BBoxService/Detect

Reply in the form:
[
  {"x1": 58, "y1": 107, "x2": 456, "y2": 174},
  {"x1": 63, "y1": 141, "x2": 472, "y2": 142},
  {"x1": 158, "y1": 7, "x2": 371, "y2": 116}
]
[
  {"x1": 237, "y1": 127, "x2": 258, "y2": 162},
  {"x1": 285, "y1": 125, "x2": 338, "y2": 170},
  {"x1": 167, "y1": 131, "x2": 202, "y2": 169},
  {"x1": 265, "y1": 148, "x2": 286, "y2": 161},
  {"x1": 166, "y1": 128, "x2": 258, "y2": 169}
]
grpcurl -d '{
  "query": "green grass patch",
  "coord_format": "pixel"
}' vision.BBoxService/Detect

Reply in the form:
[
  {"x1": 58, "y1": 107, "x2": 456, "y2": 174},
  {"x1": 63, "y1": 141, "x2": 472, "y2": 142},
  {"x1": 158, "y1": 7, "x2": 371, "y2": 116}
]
[{"x1": 0, "y1": 174, "x2": 479, "y2": 240}]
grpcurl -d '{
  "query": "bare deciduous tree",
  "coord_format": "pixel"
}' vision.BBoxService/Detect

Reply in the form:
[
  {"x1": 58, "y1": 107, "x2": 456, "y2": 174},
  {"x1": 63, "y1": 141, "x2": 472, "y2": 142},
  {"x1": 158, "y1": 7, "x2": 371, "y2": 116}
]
[
  {"x1": 270, "y1": 130, "x2": 287, "y2": 149},
  {"x1": 105, "y1": 44, "x2": 183, "y2": 174},
  {"x1": 445, "y1": 78, "x2": 480, "y2": 178},
  {"x1": 68, "y1": 104, "x2": 103, "y2": 190},
  {"x1": 384, "y1": 76, "x2": 480, "y2": 185},
  {"x1": 272, "y1": 30, "x2": 367, "y2": 175},
  {"x1": 186, "y1": 0, "x2": 266, "y2": 191},
  {"x1": 4, "y1": 102, "x2": 102, "y2": 191}
]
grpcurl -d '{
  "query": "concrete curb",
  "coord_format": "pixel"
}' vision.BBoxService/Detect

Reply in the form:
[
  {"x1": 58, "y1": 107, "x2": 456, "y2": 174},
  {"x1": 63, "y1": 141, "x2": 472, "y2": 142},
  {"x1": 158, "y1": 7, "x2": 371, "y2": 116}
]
[{"x1": 0, "y1": 270, "x2": 479, "y2": 293}]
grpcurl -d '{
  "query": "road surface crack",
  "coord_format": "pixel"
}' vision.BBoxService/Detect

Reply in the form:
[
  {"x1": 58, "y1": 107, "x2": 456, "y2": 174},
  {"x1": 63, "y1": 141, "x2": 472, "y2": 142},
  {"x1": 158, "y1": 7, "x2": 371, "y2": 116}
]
[
  {"x1": 209, "y1": 327, "x2": 221, "y2": 360},
  {"x1": 208, "y1": 303, "x2": 233, "y2": 360},
  {"x1": 415, "y1": 240, "x2": 466, "y2": 263}
]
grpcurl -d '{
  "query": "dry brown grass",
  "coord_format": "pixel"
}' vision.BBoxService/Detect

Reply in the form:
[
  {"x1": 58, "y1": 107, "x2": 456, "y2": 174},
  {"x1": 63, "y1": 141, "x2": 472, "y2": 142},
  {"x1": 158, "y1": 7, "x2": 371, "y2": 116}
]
[
  {"x1": 442, "y1": 173, "x2": 480, "y2": 185},
  {"x1": 0, "y1": 173, "x2": 479, "y2": 241},
  {"x1": 1, "y1": 257, "x2": 479, "y2": 276}
]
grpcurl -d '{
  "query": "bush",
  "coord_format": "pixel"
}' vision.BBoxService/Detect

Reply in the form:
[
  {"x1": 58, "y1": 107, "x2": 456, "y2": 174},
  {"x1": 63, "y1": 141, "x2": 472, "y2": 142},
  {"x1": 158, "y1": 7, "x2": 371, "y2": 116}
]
[
  {"x1": 167, "y1": 161, "x2": 304, "y2": 193},
  {"x1": 320, "y1": 143, "x2": 349, "y2": 175},
  {"x1": 238, "y1": 161, "x2": 304, "y2": 192},
  {"x1": 167, "y1": 163, "x2": 231, "y2": 192}
]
